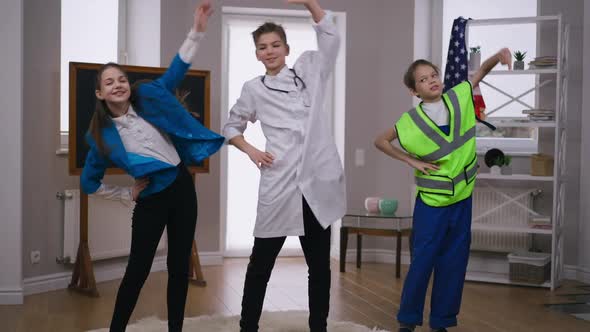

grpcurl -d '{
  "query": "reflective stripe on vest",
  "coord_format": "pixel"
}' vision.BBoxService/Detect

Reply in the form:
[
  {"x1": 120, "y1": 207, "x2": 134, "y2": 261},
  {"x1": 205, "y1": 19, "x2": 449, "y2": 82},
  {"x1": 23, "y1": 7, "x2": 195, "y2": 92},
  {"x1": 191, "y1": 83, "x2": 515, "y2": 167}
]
[
  {"x1": 415, "y1": 159, "x2": 478, "y2": 192},
  {"x1": 395, "y1": 82, "x2": 477, "y2": 205},
  {"x1": 407, "y1": 89, "x2": 475, "y2": 162}
]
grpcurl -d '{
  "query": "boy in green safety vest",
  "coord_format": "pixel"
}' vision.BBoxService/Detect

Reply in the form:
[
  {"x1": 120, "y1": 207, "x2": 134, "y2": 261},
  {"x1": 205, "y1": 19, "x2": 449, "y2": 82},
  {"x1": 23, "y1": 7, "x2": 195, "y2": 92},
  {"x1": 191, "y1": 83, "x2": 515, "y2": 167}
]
[{"x1": 374, "y1": 48, "x2": 512, "y2": 332}]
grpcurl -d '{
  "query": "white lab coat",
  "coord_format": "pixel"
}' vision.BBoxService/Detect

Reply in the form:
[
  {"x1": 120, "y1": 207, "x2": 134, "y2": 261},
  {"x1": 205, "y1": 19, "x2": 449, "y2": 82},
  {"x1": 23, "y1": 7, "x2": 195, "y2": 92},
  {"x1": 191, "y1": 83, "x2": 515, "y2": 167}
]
[{"x1": 223, "y1": 11, "x2": 346, "y2": 238}]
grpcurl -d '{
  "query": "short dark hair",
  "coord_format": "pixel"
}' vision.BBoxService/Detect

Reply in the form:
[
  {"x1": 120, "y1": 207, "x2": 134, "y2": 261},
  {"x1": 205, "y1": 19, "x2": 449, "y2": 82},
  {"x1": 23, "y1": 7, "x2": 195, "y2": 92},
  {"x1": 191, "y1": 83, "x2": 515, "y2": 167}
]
[
  {"x1": 403, "y1": 59, "x2": 440, "y2": 91},
  {"x1": 252, "y1": 22, "x2": 287, "y2": 45}
]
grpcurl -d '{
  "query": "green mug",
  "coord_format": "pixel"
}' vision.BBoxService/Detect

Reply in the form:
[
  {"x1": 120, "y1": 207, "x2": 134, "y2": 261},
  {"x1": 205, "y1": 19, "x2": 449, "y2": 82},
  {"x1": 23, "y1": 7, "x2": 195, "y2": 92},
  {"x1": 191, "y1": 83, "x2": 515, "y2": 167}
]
[{"x1": 379, "y1": 199, "x2": 398, "y2": 215}]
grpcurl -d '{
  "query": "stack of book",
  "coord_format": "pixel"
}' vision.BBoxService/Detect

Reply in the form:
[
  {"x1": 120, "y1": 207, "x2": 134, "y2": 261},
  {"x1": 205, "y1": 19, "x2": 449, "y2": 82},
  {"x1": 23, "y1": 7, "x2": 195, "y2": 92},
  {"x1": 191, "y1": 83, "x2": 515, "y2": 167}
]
[
  {"x1": 522, "y1": 109, "x2": 555, "y2": 122},
  {"x1": 528, "y1": 215, "x2": 551, "y2": 230},
  {"x1": 528, "y1": 56, "x2": 557, "y2": 69}
]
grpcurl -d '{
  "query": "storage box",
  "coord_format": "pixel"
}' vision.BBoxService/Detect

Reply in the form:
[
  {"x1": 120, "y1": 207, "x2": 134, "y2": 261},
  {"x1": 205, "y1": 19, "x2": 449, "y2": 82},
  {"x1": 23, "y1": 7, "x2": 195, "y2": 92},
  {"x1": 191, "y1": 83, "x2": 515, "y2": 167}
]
[
  {"x1": 508, "y1": 251, "x2": 550, "y2": 284},
  {"x1": 531, "y1": 154, "x2": 554, "y2": 176},
  {"x1": 527, "y1": 214, "x2": 552, "y2": 229}
]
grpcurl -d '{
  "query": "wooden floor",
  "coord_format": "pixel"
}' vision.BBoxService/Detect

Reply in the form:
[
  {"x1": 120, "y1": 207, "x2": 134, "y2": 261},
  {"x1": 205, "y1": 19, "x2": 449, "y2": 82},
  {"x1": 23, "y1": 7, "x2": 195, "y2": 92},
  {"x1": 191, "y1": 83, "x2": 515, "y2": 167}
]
[{"x1": 1, "y1": 258, "x2": 590, "y2": 331}]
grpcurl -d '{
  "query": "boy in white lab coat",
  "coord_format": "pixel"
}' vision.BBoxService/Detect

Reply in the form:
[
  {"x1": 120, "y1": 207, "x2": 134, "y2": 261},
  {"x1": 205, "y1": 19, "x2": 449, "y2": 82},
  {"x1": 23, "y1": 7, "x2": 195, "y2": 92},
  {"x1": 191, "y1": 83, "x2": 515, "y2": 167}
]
[{"x1": 222, "y1": 1, "x2": 345, "y2": 331}]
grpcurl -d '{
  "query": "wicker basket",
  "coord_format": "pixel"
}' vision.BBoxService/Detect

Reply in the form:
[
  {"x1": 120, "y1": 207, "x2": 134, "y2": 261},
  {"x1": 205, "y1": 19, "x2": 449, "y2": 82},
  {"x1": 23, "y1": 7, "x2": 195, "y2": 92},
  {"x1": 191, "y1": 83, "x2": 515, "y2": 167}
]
[
  {"x1": 531, "y1": 154, "x2": 554, "y2": 176},
  {"x1": 508, "y1": 251, "x2": 550, "y2": 284}
]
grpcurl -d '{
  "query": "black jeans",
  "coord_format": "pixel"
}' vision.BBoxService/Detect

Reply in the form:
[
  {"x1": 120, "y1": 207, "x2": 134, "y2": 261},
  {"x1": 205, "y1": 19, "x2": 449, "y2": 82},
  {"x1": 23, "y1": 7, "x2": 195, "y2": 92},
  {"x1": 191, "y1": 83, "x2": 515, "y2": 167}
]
[
  {"x1": 240, "y1": 197, "x2": 332, "y2": 332},
  {"x1": 110, "y1": 164, "x2": 197, "y2": 332}
]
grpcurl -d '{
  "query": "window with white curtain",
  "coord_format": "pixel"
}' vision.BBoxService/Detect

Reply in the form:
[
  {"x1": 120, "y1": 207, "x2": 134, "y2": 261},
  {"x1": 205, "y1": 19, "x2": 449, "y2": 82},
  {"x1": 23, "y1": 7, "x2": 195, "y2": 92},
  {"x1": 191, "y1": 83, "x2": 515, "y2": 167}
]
[
  {"x1": 224, "y1": 14, "x2": 318, "y2": 256},
  {"x1": 440, "y1": 0, "x2": 539, "y2": 153},
  {"x1": 60, "y1": 0, "x2": 121, "y2": 135},
  {"x1": 60, "y1": 0, "x2": 161, "y2": 151}
]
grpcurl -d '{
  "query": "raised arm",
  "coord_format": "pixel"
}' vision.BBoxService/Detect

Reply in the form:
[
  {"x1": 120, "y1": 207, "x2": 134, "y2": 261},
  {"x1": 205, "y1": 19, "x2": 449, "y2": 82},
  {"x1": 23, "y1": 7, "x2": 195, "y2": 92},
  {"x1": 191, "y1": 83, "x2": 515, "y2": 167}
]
[
  {"x1": 158, "y1": 0, "x2": 214, "y2": 92},
  {"x1": 288, "y1": 0, "x2": 325, "y2": 22},
  {"x1": 288, "y1": 0, "x2": 339, "y2": 77},
  {"x1": 179, "y1": 0, "x2": 213, "y2": 63},
  {"x1": 470, "y1": 48, "x2": 512, "y2": 88}
]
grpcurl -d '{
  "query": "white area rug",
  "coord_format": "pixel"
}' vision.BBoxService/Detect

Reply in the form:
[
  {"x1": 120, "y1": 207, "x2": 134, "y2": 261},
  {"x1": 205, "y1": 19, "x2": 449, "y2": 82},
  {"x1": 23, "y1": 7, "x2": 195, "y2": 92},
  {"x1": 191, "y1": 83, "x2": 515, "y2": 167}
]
[{"x1": 87, "y1": 310, "x2": 390, "y2": 331}]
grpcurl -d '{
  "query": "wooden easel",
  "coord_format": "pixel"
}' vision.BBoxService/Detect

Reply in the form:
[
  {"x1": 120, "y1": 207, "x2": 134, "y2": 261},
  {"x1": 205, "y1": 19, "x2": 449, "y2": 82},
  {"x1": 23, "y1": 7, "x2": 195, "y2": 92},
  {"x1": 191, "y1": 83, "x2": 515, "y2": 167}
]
[
  {"x1": 188, "y1": 240, "x2": 207, "y2": 286},
  {"x1": 68, "y1": 188, "x2": 99, "y2": 297},
  {"x1": 68, "y1": 176, "x2": 207, "y2": 297}
]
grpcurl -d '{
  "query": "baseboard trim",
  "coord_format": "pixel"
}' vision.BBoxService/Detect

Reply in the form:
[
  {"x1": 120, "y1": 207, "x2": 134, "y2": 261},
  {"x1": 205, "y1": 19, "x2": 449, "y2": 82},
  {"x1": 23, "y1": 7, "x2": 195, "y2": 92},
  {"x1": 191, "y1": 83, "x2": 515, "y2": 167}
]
[
  {"x1": 344, "y1": 250, "x2": 590, "y2": 285},
  {"x1": 197, "y1": 251, "x2": 223, "y2": 265},
  {"x1": 23, "y1": 252, "x2": 222, "y2": 296},
  {"x1": 25, "y1": 250, "x2": 583, "y2": 297},
  {"x1": 344, "y1": 248, "x2": 411, "y2": 265},
  {"x1": 564, "y1": 265, "x2": 590, "y2": 284},
  {"x1": 342, "y1": 249, "x2": 514, "y2": 276},
  {"x1": 0, "y1": 287, "x2": 24, "y2": 305}
]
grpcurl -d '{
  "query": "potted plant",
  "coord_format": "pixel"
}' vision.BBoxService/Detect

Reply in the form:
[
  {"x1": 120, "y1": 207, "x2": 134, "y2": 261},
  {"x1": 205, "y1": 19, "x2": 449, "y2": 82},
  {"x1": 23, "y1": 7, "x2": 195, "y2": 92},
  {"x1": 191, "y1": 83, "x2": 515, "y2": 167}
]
[
  {"x1": 469, "y1": 46, "x2": 481, "y2": 71},
  {"x1": 513, "y1": 50, "x2": 527, "y2": 70},
  {"x1": 484, "y1": 148, "x2": 505, "y2": 175},
  {"x1": 490, "y1": 156, "x2": 503, "y2": 175},
  {"x1": 501, "y1": 155, "x2": 512, "y2": 175}
]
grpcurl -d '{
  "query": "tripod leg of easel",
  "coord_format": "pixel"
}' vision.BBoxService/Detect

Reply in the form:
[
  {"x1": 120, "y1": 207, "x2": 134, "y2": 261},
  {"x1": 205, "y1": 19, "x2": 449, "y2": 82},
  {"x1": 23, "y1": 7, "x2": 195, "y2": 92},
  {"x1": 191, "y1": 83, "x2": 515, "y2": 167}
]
[
  {"x1": 188, "y1": 239, "x2": 207, "y2": 287},
  {"x1": 68, "y1": 189, "x2": 99, "y2": 297}
]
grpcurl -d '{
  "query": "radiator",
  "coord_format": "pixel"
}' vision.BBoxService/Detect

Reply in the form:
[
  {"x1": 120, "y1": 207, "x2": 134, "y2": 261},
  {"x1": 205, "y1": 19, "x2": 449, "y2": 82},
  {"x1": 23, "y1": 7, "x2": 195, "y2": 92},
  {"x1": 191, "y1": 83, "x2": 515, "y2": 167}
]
[
  {"x1": 471, "y1": 188, "x2": 532, "y2": 252},
  {"x1": 63, "y1": 189, "x2": 166, "y2": 263},
  {"x1": 410, "y1": 186, "x2": 533, "y2": 253}
]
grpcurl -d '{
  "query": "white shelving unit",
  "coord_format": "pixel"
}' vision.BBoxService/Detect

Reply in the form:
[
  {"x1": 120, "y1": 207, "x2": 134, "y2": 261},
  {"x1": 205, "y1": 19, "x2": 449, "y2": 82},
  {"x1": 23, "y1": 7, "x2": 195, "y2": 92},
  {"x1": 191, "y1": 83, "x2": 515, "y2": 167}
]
[
  {"x1": 466, "y1": 271, "x2": 552, "y2": 288},
  {"x1": 471, "y1": 223, "x2": 552, "y2": 235},
  {"x1": 477, "y1": 120, "x2": 557, "y2": 128},
  {"x1": 476, "y1": 173, "x2": 554, "y2": 181},
  {"x1": 466, "y1": 15, "x2": 567, "y2": 290},
  {"x1": 470, "y1": 68, "x2": 558, "y2": 75}
]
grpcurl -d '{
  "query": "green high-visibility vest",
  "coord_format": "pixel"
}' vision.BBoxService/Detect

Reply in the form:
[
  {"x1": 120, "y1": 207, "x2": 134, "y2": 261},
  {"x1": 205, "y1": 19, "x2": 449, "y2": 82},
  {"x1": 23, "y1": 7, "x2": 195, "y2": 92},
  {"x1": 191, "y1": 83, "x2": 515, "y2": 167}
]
[{"x1": 395, "y1": 81, "x2": 478, "y2": 207}]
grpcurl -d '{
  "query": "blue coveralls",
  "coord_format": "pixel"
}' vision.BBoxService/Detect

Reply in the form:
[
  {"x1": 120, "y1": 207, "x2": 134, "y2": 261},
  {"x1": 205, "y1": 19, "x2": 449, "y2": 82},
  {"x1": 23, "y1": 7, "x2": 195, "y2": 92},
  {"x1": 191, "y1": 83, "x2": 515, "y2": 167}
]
[{"x1": 397, "y1": 125, "x2": 473, "y2": 330}]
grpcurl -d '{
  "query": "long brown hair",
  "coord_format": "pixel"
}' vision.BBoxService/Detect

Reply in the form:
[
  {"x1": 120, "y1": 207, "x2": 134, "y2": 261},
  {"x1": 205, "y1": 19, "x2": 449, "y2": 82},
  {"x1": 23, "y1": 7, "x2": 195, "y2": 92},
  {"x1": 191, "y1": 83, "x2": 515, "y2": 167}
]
[
  {"x1": 88, "y1": 62, "x2": 135, "y2": 156},
  {"x1": 88, "y1": 64, "x2": 194, "y2": 156}
]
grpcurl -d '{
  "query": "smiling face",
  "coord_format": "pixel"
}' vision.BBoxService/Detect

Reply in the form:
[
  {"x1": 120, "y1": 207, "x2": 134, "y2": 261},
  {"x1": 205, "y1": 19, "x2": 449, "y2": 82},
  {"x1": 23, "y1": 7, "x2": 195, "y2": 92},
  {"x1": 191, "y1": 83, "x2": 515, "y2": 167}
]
[
  {"x1": 411, "y1": 64, "x2": 443, "y2": 102},
  {"x1": 255, "y1": 31, "x2": 290, "y2": 75},
  {"x1": 95, "y1": 65, "x2": 131, "y2": 107}
]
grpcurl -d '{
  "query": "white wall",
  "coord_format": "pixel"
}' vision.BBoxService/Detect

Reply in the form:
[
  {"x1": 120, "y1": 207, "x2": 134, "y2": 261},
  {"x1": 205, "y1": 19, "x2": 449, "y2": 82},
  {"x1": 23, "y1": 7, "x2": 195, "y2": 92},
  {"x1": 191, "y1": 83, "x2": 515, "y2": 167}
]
[
  {"x1": 126, "y1": 0, "x2": 161, "y2": 66},
  {"x1": 414, "y1": 0, "x2": 432, "y2": 60},
  {"x1": 578, "y1": 0, "x2": 590, "y2": 282},
  {"x1": 0, "y1": 0, "x2": 24, "y2": 304}
]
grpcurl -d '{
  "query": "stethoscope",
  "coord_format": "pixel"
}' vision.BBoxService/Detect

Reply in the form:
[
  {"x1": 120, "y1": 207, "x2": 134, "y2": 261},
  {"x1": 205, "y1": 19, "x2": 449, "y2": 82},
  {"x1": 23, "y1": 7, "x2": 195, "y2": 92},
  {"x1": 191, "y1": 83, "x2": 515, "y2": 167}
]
[{"x1": 260, "y1": 68, "x2": 307, "y2": 93}]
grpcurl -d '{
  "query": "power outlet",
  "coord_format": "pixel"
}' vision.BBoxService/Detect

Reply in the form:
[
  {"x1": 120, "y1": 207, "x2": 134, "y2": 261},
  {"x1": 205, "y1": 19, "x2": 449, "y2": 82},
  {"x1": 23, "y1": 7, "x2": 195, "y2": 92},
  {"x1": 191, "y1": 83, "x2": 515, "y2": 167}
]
[
  {"x1": 355, "y1": 148, "x2": 365, "y2": 167},
  {"x1": 30, "y1": 250, "x2": 41, "y2": 264}
]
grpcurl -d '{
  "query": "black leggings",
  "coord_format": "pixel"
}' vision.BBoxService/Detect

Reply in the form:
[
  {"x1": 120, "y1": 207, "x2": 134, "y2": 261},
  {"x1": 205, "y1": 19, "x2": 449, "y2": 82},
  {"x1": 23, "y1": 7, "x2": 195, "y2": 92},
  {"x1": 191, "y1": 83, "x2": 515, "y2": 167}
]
[
  {"x1": 110, "y1": 165, "x2": 197, "y2": 332},
  {"x1": 239, "y1": 197, "x2": 332, "y2": 332}
]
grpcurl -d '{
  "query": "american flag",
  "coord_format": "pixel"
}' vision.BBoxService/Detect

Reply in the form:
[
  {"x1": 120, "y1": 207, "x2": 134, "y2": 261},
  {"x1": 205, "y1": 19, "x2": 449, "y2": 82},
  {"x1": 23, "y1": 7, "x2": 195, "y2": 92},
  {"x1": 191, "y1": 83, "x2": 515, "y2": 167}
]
[{"x1": 443, "y1": 16, "x2": 487, "y2": 120}]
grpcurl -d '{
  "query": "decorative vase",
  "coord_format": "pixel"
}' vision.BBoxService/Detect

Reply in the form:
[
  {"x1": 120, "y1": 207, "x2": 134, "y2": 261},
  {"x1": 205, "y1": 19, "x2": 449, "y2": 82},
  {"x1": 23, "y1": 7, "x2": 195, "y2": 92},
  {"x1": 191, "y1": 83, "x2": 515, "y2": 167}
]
[
  {"x1": 364, "y1": 197, "x2": 380, "y2": 213},
  {"x1": 378, "y1": 199, "x2": 398, "y2": 215},
  {"x1": 490, "y1": 165, "x2": 501, "y2": 175},
  {"x1": 514, "y1": 60, "x2": 525, "y2": 70},
  {"x1": 469, "y1": 52, "x2": 481, "y2": 71}
]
